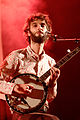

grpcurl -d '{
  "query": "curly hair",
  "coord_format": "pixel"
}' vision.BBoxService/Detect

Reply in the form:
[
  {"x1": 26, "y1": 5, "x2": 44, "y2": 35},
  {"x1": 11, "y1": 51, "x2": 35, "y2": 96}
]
[{"x1": 23, "y1": 13, "x2": 52, "y2": 43}]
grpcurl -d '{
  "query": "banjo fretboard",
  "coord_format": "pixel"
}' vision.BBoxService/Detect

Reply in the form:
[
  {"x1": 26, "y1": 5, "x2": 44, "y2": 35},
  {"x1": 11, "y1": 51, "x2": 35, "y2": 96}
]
[{"x1": 40, "y1": 46, "x2": 80, "y2": 81}]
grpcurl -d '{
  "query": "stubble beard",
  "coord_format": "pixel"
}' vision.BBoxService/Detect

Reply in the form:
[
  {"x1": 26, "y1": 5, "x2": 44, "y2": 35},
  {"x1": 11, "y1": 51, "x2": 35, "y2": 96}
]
[{"x1": 30, "y1": 31, "x2": 48, "y2": 44}]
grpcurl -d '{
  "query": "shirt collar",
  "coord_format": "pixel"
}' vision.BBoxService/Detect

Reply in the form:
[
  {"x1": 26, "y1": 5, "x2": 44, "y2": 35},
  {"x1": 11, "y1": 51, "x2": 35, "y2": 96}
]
[{"x1": 27, "y1": 45, "x2": 45, "y2": 61}]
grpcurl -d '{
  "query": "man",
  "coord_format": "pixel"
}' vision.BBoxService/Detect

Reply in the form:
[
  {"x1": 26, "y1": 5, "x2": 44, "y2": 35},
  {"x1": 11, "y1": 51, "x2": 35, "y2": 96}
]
[{"x1": 0, "y1": 13, "x2": 60, "y2": 120}]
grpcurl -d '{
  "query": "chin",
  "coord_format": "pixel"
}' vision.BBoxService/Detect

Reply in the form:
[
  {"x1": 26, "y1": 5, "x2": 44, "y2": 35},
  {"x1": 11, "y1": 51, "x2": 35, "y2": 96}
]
[{"x1": 31, "y1": 32, "x2": 47, "y2": 43}]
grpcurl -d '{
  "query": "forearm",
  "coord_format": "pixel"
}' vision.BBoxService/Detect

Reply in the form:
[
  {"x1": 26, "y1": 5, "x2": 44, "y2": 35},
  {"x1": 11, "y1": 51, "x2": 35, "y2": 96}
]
[
  {"x1": 47, "y1": 66, "x2": 60, "y2": 102},
  {"x1": 47, "y1": 83, "x2": 57, "y2": 103}
]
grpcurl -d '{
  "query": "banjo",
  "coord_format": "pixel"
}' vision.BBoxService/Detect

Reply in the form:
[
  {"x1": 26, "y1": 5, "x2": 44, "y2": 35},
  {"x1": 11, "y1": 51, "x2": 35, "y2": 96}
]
[{"x1": 5, "y1": 46, "x2": 80, "y2": 114}]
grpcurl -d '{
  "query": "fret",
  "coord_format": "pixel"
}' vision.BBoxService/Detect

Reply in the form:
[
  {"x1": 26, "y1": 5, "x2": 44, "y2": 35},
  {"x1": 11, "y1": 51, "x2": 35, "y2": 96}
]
[
  {"x1": 54, "y1": 64, "x2": 59, "y2": 68},
  {"x1": 61, "y1": 58, "x2": 66, "y2": 63}
]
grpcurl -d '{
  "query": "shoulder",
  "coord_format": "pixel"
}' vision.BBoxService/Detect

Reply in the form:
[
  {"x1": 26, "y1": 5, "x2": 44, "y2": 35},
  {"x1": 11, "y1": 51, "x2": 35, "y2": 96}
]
[
  {"x1": 9, "y1": 48, "x2": 27, "y2": 55},
  {"x1": 0, "y1": 48, "x2": 27, "y2": 69},
  {"x1": 9, "y1": 48, "x2": 27, "y2": 57},
  {"x1": 4, "y1": 48, "x2": 27, "y2": 62}
]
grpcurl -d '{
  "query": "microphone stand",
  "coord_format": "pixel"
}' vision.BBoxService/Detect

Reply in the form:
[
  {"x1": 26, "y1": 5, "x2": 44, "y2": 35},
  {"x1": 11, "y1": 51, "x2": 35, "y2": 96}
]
[
  {"x1": 54, "y1": 38, "x2": 80, "y2": 43},
  {"x1": 50, "y1": 34, "x2": 80, "y2": 43}
]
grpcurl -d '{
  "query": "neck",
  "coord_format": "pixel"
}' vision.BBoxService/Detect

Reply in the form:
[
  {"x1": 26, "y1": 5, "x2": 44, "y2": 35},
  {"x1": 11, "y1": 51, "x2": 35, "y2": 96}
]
[{"x1": 30, "y1": 41, "x2": 44, "y2": 55}]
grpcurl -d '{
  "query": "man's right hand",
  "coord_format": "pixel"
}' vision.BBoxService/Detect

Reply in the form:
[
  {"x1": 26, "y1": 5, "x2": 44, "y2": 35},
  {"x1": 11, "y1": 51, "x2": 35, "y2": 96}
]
[{"x1": 13, "y1": 84, "x2": 34, "y2": 96}]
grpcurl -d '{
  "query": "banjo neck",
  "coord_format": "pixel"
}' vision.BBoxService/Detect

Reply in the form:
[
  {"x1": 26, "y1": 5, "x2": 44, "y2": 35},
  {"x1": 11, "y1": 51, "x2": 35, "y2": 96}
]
[{"x1": 40, "y1": 46, "x2": 80, "y2": 81}]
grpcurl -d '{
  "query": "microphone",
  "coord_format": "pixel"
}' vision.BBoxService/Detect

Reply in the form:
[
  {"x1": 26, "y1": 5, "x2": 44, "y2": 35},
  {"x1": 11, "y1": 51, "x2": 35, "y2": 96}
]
[{"x1": 46, "y1": 31, "x2": 58, "y2": 41}]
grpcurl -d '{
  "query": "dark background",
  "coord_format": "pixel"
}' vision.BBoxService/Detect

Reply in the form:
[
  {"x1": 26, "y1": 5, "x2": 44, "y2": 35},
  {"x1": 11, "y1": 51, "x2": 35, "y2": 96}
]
[{"x1": 1, "y1": 0, "x2": 80, "y2": 120}]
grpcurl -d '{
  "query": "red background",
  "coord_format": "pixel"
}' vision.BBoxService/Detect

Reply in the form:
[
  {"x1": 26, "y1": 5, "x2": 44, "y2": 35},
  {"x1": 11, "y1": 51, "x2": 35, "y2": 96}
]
[{"x1": 1, "y1": 0, "x2": 80, "y2": 120}]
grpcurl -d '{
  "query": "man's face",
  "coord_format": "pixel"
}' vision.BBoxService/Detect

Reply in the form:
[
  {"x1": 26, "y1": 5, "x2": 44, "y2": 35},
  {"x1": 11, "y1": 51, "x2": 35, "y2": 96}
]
[{"x1": 29, "y1": 19, "x2": 48, "y2": 43}]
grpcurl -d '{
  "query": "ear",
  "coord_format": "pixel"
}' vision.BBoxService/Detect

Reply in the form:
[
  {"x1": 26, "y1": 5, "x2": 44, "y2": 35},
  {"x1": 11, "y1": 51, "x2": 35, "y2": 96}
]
[{"x1": 27, "y1": 31, "x2": 31, "y2": 36}]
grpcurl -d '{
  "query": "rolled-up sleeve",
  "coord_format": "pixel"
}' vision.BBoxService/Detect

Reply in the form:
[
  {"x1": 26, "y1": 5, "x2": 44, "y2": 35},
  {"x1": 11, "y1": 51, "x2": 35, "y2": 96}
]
[
  {"x1": 0, "y1": 51, "x2": 18, "y2": 95},
  {"x1": 0, "y1": 81, "x2": 15, "y2": 94}
]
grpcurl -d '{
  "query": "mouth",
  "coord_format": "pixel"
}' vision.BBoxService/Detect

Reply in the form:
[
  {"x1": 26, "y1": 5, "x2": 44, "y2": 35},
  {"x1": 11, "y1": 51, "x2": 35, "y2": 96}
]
[
  {"x1": 36, "y1": 31, "x2": 44, "y2": 36},
  {"x1": 37, "y1": 30, "x2": 43, "y2": 34}
]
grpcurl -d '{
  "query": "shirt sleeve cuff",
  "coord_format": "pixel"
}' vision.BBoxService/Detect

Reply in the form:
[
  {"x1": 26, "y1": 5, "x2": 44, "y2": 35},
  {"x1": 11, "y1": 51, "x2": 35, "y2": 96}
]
[{"x1": 0, "y1": 81, "x2": 16, "y2": 95}]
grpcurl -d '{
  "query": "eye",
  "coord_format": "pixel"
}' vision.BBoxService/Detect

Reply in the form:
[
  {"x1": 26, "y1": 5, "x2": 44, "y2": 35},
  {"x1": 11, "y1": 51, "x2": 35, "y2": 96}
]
[
  {"x1": 33, "y1": 24, "x2": 37, "y2": 27},
  {"x1": 41, "y1": 23, "x2": 45, "y2": 27}
]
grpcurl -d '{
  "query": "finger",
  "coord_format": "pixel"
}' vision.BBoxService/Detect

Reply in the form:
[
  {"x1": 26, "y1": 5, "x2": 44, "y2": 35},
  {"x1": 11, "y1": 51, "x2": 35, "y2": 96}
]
[
  {"x1": 25, "y1": 84, "x2": 34, "y2": 89},
  {"x1": 50, "y1": 69, "x2": 60, "y2": 80},
  {"x1": 26, "y1": 85, "x2": 33, "y2": 93},
  {"x1": 51, "y1": 67, "x2": 60, "y2": 75},
  {"x1": 28, "y1": 85, "x2": 34, "y2": 89},
  {"x1": 25, "y1": 88, "x2": 32, "y2": 94},
  {"x1": 50, "y1": 69, "x2": 57, "y2": 77}
]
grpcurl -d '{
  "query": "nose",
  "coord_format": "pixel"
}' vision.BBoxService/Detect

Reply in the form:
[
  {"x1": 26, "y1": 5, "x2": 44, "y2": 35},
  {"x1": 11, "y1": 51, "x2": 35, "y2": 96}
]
[{"x1": 38, "y1": 24, "x2": 42, "y2": 31}]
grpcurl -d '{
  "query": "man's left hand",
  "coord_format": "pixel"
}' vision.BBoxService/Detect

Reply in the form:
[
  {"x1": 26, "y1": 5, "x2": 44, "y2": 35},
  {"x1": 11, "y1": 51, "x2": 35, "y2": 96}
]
[{"x1": 49, "y1": 66, "x2": 60, "y2": 87}]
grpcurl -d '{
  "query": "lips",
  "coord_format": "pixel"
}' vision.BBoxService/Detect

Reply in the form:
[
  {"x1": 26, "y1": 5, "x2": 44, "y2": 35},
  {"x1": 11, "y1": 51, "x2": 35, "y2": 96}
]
[{"x1": 37, "y1": 31, "x2": 43, "y2": 34}]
